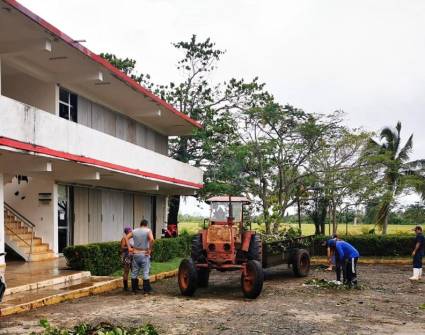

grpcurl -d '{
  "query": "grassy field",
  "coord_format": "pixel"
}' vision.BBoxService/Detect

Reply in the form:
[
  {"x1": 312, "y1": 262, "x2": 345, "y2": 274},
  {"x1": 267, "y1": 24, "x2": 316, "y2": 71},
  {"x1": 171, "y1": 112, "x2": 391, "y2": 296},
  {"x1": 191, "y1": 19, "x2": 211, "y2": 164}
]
[{"x1": 179, "y1": 221, "x2": 416, "y2": 236}]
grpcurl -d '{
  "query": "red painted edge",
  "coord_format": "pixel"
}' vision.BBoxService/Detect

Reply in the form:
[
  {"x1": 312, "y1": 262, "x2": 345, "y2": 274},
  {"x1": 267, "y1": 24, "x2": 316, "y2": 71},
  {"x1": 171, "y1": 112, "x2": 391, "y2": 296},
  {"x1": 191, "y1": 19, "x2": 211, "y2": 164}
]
[
  {"x1": 3, "y1": 0, "x2": 202, "y2": 130},
  {"x1": 0, "y1": 137, "x2": 203, "y2": 190}
]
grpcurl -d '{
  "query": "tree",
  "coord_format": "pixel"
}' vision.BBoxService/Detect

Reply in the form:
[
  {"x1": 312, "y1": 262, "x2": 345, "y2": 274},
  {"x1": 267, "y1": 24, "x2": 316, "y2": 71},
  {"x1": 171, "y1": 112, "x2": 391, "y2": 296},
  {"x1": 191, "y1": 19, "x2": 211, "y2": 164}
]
[
  {"x1": 101, "y1": 36, "x2": 271, "y2": 224},
  {"x1": 307, "y1": 115, "x2": 373, "y2": 234},
  {"x1": 366, "y1": 122, "x2": 425, "y2": 234}
]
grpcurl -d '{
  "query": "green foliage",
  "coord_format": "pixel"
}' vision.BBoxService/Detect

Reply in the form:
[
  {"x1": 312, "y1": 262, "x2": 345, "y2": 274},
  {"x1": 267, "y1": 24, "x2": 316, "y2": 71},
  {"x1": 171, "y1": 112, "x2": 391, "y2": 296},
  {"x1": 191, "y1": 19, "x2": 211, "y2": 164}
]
[
  {"x1": 151, "y1": 233, "x2": 193, "y2": 262},
  {"x1": 63, "y1": 235, "x2": 193, "y2": 275},
  {"x1": 32, "y1": 320, "x2": 158, "y2": 335},
  {"x1": 364, "y1": 122, "x2": 425, "y2": 233},
  {"x1": 63, "y1": 242, "x2": 121, "y2": 276},
  {"x1": 312, "y1": 235, "x2": 416, "y2": 257}
]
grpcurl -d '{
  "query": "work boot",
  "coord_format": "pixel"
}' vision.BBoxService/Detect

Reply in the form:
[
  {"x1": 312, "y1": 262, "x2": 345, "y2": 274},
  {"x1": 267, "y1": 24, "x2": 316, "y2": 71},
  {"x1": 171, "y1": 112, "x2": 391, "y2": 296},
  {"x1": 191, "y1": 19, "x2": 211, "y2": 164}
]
[
  {"x1": 131, "y1": 278, "x2": 141, "y2": 293},
  {"x1": 123, "y1": 279, "x2": 128, "y2": 291},
  {"x1": 143, "y1": 279, "x2": 153, "y2": 294},
  {"x1": 410, "y1": 268, "x2": 420, "y2": 281}
]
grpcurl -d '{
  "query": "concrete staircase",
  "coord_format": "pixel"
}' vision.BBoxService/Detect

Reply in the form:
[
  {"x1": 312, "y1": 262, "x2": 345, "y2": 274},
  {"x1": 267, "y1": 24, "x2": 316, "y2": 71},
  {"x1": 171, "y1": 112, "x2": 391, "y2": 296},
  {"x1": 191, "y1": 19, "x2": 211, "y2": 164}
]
[{"x1": 4, "y1": 207, "x2": 56, "y2": 262}]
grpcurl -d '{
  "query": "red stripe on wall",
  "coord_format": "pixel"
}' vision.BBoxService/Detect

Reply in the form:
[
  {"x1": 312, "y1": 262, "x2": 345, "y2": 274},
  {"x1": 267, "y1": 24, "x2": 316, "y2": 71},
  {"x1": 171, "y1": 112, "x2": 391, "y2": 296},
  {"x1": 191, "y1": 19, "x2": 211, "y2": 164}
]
[
  {"x1": 3, "y1": 0, "x2": 202, "y2": 130},
  {"x1": 0, "y1": 137, "x2": 203, "y2": 189}
]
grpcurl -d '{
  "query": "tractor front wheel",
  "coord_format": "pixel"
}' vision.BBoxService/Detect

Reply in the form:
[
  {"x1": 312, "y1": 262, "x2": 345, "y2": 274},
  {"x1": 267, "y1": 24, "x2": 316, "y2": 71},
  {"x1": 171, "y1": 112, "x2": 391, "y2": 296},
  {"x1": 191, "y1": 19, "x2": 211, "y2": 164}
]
[
  {"x1": 241, "y1": 260, "x2": 264, "y2": 299},
  {"x1": 178, "y1": 259, "x2": 198, "y2": 296}
]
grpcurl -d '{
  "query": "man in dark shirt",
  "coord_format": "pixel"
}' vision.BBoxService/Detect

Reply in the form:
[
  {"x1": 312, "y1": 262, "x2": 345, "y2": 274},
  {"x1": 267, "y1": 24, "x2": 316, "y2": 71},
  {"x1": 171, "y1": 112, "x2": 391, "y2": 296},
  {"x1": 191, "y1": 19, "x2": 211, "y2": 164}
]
[{"x1": 410, "y1": 226, "x2": 425, "y2": 281}]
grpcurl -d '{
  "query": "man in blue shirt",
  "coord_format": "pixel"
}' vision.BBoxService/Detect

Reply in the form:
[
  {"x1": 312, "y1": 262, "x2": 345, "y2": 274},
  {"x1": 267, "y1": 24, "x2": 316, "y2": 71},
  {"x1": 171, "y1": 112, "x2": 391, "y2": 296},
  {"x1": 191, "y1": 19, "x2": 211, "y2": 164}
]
[
  {"x1": 327, "y1": 239, "x2": 360, "y2": 287},
  {"x1": 410, "y1": 226, "x2": 425, "y2": 281}
]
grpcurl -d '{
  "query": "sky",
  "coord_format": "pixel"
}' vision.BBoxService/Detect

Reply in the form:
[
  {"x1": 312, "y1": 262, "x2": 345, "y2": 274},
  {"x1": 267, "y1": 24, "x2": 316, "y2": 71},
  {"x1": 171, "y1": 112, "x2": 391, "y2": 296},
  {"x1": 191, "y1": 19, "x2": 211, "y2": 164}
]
[{"x1": 19, "y1": 0, "x2": 425, "y2": 216}]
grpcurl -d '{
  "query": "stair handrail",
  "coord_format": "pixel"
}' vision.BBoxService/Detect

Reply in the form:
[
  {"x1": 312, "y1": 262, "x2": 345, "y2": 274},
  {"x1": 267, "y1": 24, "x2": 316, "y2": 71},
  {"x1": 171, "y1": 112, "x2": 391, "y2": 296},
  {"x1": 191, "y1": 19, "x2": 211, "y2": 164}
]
[
  {"x1": 4, "y1": 203, "x2": 35, "y2": 228},
  {"x1": 4, "y1": 202, "x2": 35, "y2": 260}
]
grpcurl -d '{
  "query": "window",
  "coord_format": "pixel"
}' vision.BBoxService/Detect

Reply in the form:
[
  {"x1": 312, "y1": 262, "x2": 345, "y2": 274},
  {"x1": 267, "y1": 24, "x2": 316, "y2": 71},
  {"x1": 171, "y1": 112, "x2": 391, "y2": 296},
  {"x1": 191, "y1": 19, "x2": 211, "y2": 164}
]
[{"x1": 59, "y1": 88, "x2": 78, "y2": 122}]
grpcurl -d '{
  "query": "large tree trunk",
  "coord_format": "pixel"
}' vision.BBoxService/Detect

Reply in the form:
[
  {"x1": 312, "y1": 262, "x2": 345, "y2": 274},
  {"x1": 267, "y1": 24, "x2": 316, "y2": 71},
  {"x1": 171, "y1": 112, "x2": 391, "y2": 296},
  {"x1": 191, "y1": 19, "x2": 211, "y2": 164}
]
[
  {"x1": 297, "y1": 197, "x2": 302, "y2": 234},
  {"x1": 167, "y1": 195, "x2": 181, "y2": 226},
  {"x1": 332, "y1": 203, "x2": 337, "y2": 235},
  {"x1": 383, "y1": 214, "x2": 388, "y2": 235}
]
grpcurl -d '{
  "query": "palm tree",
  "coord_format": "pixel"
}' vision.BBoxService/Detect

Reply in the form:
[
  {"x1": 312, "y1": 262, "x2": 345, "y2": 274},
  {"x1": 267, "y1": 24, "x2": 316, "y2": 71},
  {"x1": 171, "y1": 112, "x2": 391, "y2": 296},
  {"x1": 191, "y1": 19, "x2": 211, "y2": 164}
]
[{"x1": 367, "y1": 122, "x2": 425, "y2": 234}]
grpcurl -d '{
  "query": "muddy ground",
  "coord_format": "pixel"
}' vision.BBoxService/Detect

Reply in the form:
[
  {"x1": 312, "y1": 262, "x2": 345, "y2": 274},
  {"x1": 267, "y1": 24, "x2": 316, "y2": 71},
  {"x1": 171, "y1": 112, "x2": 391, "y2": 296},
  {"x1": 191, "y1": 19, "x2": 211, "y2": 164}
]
[{"x1": 1, "y1": 264, "x2": 425, "y2": 335}]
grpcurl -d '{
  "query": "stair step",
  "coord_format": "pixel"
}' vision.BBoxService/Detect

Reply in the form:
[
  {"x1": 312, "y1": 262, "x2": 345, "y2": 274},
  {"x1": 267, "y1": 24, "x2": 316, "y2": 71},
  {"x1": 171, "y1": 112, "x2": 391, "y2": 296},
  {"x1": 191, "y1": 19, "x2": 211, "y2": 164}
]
[
  {"x1": 6, "y1": 227, "x2": 29, "y2": 234},
  {"x1": 16, "y1": 238, "x2": 42, "y2": 247},
  {"x1": 29, "y1": 252, "x2": 57, "y2": 262},
  {"x1": 7, "y1": 233, "x2": 34, "y2": 240},
  {"x1": 19, "y1": 244, "x2": 50, "y2": 253}
]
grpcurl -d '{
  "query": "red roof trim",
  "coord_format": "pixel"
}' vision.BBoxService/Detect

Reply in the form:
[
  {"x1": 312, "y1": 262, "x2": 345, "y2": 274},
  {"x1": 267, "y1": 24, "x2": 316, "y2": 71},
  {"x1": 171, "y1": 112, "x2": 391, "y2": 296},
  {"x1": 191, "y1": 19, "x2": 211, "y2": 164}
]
[
  {"x1": 0, "y1": 137, "x2": 203, "y2": 190},
  {"x1": 3, "y1": 0, "x2": 202, "y2": 130}
]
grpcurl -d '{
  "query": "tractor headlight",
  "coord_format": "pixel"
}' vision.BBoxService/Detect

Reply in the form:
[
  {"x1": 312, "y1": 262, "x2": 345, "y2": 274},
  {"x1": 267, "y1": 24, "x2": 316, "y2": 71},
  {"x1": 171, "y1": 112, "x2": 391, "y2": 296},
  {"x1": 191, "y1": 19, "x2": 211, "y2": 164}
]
[
  {"x1": 208, "y1": 243, "x2": 216, "y2": 251},
  {"x1": 223, "y1": 243, "x2": 231, "y2": 251}
]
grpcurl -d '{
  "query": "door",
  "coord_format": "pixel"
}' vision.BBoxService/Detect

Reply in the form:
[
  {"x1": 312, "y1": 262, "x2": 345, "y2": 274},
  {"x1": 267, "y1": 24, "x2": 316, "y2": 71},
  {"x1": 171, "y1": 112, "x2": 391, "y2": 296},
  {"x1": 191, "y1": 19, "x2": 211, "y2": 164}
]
[{"x1": 58, "y1": 185, "x2": 73, "y2": 253}]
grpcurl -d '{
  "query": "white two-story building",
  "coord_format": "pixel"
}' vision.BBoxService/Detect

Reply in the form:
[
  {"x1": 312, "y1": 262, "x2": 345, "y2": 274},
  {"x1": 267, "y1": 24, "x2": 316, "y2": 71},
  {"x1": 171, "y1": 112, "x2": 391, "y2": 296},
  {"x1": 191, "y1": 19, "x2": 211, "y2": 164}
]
[{"x1": 0, "y1": 0, "x2": 203, "y2": 264}]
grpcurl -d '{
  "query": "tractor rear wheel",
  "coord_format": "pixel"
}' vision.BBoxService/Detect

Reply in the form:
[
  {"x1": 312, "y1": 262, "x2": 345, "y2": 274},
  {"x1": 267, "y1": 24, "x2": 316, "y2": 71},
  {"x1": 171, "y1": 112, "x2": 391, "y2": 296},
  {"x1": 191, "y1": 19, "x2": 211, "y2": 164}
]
[
  {"x1": 178, "y1": 259, "x2": 198, "y2": 296},
  {"x1": 292, "y1": 249, "x2": 310, "y2": 277},
  {"x1": 197, "y1": 268, "x2": 210, "y2": 287},
  {"x1": 191, "y1": 234, "x2": 204, "y2": 262},
  {"x1": 247, "y1": 234, "x2": 262, "y2": 262},
  {"x1": 241, "y1": 260, "x2": 264, "y2": 299}
]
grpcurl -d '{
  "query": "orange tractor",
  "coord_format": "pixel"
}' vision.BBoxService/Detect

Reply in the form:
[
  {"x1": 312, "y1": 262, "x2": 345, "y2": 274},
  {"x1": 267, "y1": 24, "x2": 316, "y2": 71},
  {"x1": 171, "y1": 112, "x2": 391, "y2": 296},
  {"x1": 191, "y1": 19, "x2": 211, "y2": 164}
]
[{"x1": 178, "y1": 196, "x2": 311, "y2": 299}]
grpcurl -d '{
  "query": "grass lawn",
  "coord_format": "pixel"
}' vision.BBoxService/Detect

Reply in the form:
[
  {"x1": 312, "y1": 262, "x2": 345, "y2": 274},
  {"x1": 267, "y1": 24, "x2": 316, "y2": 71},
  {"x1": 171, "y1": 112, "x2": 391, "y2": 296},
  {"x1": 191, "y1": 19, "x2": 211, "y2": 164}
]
[
  {"x1": 113, "y1": 257, "x2": 183, "y2": 277},
  {"x1": 179, "y1": 221, "x2": 416, "y2": 236}
]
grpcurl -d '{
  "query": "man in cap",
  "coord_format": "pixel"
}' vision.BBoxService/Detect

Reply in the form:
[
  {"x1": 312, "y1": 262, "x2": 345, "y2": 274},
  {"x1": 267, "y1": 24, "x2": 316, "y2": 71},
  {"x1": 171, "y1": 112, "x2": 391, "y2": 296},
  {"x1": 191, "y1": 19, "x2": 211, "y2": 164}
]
[
  {"x1": 327, "y1": 239, "x2": 360, "y2": 286},
  {"x1": 410, "y1": 226, "x2": 425, "y2": 281}
]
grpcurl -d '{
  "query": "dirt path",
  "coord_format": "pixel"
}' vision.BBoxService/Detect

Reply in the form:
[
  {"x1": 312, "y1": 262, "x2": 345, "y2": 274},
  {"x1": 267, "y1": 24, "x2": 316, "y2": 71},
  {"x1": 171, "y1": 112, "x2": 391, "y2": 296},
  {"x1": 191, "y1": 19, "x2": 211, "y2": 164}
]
[{"x1": 1, "y1": 264, "x2": 425, "y2": 334}]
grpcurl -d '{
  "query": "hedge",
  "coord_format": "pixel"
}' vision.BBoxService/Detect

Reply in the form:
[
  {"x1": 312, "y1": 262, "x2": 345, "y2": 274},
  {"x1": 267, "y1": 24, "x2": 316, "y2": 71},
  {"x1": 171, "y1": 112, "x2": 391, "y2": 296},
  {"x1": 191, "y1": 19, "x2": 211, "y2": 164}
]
[
  {"x1": 311, "y1": 234, "x2": 416, "y2": 257},
  {"x1": 63, "y1": 233, "x2": 193, "y2": 276}
]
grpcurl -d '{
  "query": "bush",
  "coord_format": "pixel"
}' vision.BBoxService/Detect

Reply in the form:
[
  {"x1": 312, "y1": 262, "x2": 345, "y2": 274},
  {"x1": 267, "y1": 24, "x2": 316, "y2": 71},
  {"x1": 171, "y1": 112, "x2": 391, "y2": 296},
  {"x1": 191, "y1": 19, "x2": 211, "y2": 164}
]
[
  {"x1": 33, "y1": 319, "x2": 158, "y2": 335},
  {"x1": 151, "y1": 232, "x2": 193, "y2": 262},
  {"x1": 311, "y1": 234, "x2": 416, "y2": 257},
  {"x1": 63, "y1": 242, "x2": 121, "y2": 276},
  {"x1": 63, "y1": 234, "x2": 193, "y2": 275}
]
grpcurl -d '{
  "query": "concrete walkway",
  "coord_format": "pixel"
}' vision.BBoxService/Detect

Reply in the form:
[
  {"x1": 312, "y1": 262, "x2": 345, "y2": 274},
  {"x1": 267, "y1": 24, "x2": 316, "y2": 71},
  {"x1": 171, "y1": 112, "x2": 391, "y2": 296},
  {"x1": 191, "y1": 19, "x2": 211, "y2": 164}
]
[{"x1": 4, "y1": 257, "x2": 79, "y2": 289}]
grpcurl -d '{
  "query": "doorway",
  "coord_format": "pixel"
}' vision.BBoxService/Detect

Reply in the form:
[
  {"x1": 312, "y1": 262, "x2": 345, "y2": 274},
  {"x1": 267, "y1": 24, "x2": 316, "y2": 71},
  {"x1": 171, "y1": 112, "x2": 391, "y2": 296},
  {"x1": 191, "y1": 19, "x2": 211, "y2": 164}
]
[{"x1": 58, "y1": 185, "x2": 74, "y2": 253}]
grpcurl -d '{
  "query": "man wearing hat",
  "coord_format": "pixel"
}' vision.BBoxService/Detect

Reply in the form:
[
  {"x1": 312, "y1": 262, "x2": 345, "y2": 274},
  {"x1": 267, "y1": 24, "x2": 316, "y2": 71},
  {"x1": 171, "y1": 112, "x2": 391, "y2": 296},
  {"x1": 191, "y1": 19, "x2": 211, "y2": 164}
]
[
  {"x1": 327, "y1": 239, "x2": 360, "y2": 286},
  {"x1": 410, "y1": 226, "x2": 425, "y2": 281}
]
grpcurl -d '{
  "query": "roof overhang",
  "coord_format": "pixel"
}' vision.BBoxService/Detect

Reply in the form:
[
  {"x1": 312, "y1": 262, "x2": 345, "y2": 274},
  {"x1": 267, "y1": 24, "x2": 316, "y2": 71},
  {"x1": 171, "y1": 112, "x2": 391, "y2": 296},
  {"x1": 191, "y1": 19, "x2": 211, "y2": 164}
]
[{"x1": 0, "y1": 0, "x2": 202, "y2": 136}]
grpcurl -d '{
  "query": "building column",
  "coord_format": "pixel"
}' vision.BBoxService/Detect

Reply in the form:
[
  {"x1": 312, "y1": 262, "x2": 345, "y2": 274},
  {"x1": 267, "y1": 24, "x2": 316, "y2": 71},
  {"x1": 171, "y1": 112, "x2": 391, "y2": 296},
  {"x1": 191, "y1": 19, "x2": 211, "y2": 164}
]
[
  {"x1": 0, "y1": 173, "x2": 5, "y2": 266},
  {"x1": 52, "y1": 183, "x2": 58, "y2": 255}
]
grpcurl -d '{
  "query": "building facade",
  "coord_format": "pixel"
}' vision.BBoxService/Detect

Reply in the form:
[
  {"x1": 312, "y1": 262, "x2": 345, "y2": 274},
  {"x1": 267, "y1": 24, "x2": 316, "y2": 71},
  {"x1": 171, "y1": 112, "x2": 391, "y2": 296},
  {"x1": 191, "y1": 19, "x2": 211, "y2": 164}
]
[{"x1": 0, "y1": 0, "x2": 203, "y2": 264}]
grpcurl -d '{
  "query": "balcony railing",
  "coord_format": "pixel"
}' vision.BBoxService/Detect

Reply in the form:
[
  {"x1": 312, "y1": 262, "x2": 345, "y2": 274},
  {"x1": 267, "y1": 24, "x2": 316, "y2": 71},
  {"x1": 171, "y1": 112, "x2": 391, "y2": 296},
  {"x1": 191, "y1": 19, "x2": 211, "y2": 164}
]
[{"x1": 0, "y1": 95, "x2": 203, "y2": 189}]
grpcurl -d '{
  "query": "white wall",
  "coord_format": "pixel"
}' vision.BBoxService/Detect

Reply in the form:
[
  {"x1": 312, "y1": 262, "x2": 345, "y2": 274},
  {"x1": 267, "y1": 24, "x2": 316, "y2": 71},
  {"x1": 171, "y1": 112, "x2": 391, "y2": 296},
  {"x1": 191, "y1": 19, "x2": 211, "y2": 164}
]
[
  {"x1": 155, "y1": 195, "x2": 167, "y2": 238},
  {"x1": 4, "y1": 176, "x2": 58, "y2": 254},
  {"x1": 1, "y1": 72, "x2": 57, "y2": 115},
  {"x1": 0, "y1": 95, "x2": 203, "y2": 188},
  {"x1": 0, "y1": 174, "x2": 5, "y2": 266}
]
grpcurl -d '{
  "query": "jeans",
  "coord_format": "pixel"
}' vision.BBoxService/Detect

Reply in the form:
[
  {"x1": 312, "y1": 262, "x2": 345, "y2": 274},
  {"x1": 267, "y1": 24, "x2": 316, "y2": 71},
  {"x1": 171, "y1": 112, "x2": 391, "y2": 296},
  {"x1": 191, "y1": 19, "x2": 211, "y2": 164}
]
[{"x1": 131, "y1": 253, "x2": 151, "y2": 280}]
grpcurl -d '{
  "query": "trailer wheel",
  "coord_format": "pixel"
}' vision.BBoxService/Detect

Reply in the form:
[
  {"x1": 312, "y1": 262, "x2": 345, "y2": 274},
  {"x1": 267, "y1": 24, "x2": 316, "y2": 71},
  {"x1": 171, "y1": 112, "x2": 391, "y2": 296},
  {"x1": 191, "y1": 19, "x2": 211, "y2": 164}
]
[
  {"x1": 247, "y1": 234, "x2": 262, "y2": 262},
  {"x1": 292, "y1": 249, "x2": 310, "y2": 277},
  {"x1": 197, "y1": 268, "x2": 210, "y2": 287},
  {"x1": 191, "y1": 234, "x2": 205, "y2": 262},
  {"x1": 241, "y1": 260, "x2": 264, "y2": 299},
  {"x1": 178, "y1": 259, "x2": 198, "y2": 296}
]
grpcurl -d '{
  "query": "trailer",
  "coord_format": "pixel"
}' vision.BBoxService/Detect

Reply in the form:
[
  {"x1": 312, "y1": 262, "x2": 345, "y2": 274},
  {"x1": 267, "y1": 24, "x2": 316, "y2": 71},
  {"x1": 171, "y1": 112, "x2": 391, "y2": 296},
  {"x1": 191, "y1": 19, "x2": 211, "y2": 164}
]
[{"x1": 178, "y1": 196, "x2": 312, "y2": 299}]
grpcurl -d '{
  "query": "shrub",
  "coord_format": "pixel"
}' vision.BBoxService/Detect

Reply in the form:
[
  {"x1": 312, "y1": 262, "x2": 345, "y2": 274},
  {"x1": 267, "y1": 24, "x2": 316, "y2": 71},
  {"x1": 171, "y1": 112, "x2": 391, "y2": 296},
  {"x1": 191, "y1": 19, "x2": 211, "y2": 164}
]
[
  {"x1": 33, "y1": 319, "x2": 158, "y2": 335},
  {"x1": 63, "y1": 242, "x2": 121, "y2": 276},
  {"x1": 311, "y1": 234, "x2": 416, "y2": 257},
  {"x1": 63, "y1": 234, "x2": 193, "y2": 275}
]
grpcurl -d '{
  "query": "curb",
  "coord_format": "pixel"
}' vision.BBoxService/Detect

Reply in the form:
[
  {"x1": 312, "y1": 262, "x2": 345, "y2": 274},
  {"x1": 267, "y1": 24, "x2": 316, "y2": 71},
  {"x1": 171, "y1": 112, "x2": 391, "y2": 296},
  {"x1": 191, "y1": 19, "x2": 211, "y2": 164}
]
[
  {"x1": 0, "y1": 269, "x2": 179, "y2": 317},
  {"x1": 311, "y1": 257, "x2": 411, "y2": 266}
]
